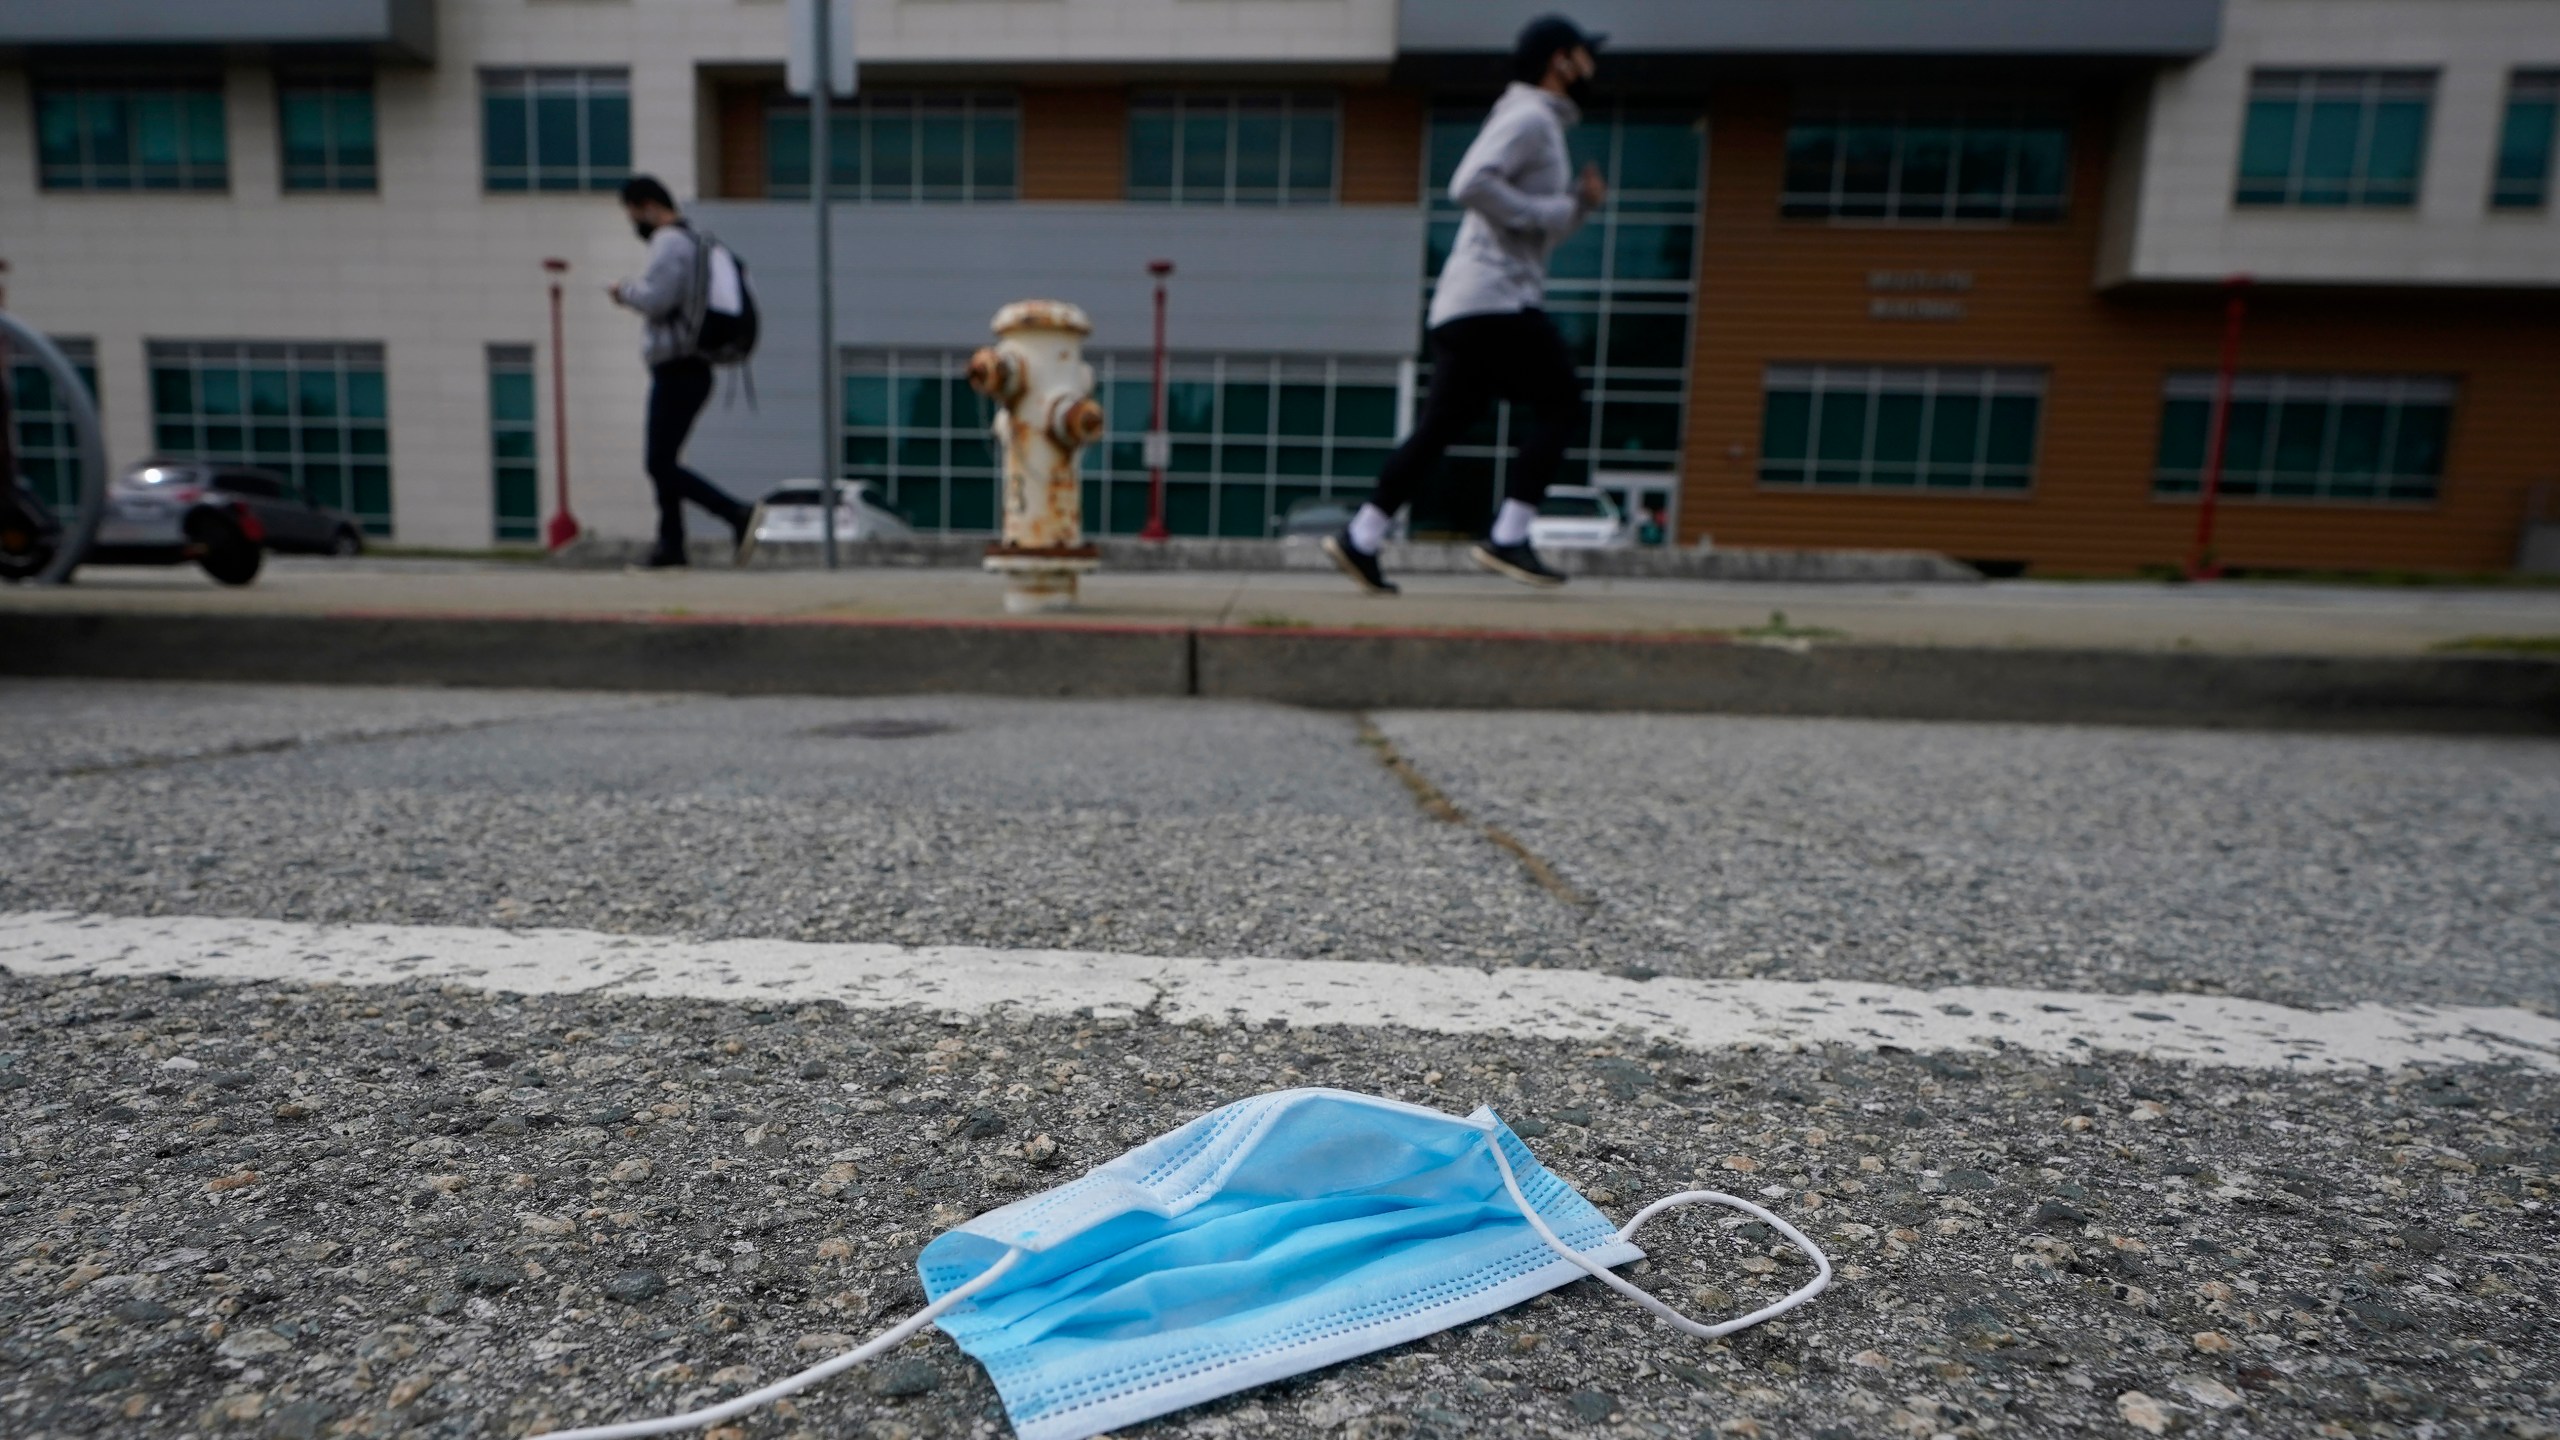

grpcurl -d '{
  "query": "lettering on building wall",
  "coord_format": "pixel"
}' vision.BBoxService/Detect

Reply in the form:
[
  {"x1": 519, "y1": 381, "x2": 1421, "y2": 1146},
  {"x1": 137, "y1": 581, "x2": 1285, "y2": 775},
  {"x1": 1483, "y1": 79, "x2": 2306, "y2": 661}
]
[
  {"x1": 1869, "y1": 298, "x2": 1968, "y2": 321},
  {"x1": 1866, "y1": 271, "x2": 1973, "y2": 322}
]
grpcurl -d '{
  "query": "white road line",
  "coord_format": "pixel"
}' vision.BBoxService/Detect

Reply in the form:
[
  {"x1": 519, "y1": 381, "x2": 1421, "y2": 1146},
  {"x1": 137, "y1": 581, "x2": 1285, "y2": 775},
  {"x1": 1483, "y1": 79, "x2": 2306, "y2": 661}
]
[{"x1": 3, "y1": 910, "x2": 2555, "y2": 1076}]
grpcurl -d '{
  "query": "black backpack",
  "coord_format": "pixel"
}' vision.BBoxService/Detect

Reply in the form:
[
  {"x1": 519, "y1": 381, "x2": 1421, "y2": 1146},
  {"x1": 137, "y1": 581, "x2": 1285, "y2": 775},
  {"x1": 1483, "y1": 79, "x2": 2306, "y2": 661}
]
[{"x1": 684, "y1": 225, "x2": 760, "y2": 366}]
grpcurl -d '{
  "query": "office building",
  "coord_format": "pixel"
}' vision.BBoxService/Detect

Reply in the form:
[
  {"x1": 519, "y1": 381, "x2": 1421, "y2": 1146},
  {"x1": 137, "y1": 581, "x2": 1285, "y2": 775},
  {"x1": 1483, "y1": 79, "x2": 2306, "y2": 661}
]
[{"x1": 3, "y1": 0, "x2": 2554, "y2": 572}]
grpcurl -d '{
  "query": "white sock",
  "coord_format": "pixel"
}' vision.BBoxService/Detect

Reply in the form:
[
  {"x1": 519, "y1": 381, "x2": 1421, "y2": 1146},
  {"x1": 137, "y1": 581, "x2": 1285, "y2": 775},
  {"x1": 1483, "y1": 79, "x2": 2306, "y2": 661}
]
[
  {"x1": 1348, "y1": 503, "x2": 1392, "y2": 555},
  {"x1": 1490, "y1": 498, "x2": 1536, "y2": 547}
]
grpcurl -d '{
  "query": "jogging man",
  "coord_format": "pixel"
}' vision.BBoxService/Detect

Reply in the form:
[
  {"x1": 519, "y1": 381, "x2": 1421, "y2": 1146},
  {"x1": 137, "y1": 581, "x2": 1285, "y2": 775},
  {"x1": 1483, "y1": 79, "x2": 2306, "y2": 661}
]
[
  {"x1": 609, "y1": 175, "x2": 754, "y2": 570},
  {"x1": 1326, "y1": 14, "x2": 1605, "y2": 595}
]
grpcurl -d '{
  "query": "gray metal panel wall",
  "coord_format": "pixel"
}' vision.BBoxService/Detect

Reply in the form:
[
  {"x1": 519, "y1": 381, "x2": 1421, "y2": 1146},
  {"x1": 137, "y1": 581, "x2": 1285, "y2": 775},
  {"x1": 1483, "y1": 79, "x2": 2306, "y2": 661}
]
[
  {"x1": 1401, "y1": 0, "x2": 2222, "y2": 58},
  {"x1": 0, "y1": 0, "x2": 434, "y2": 59},
  {"x1": 684, "y1": 202, "x2": 1427, "y2": 494}
]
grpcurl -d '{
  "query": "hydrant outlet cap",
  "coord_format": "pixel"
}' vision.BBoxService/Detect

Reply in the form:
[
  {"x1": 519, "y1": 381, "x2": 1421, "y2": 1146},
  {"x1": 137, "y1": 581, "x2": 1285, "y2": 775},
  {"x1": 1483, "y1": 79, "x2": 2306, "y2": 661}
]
[{"x1": 991, "y1": 300, "x2": 1093, "y2": 337}]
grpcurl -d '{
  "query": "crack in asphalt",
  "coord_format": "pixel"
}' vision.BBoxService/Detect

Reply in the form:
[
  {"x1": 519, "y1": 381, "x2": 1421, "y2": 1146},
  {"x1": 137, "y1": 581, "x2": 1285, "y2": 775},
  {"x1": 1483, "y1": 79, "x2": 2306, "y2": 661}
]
[{"x1": 1356, "y1": 713, "x2": 1597, "y2": 911}]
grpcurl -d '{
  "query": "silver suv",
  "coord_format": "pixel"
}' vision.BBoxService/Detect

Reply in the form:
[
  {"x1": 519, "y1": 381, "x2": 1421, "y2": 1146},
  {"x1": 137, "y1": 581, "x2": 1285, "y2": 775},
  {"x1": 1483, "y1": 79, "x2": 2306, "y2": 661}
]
[{"x1": 94, "y1": 461, "x2": 367, "y2": 586}]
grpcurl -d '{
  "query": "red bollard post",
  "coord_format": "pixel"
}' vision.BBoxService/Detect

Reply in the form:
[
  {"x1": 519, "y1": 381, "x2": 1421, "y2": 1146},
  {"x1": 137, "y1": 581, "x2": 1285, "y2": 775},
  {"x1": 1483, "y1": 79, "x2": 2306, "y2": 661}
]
[
  {"x1": 542, "y1": 258, "x2": 582, "y2": 551},
  {"x1": 1138, "y1": 259, "x2": 1174, "y2": 542},
  {"x1": 2187, "y1": 274, "x2": 2251, "y2": 581}
]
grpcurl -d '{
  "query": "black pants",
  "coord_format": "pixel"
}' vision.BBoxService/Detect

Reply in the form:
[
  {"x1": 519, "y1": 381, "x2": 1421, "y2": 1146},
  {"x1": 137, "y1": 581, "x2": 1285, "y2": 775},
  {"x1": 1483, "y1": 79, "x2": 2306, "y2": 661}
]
[
  {"x1": 645, "y1": 357, "x2": 748, "y2": 556},
  {"x1": 1365, "y1": 310, "x2": 1582, "y2": 525}
]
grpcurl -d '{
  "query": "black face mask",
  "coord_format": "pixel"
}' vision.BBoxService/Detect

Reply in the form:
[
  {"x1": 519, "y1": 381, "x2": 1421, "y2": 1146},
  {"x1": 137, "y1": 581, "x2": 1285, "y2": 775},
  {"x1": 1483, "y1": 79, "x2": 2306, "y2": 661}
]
[
  {"x1": 633, "y1": 219, "x2": 659, "y2": 242},
  {"x1": 1565, "y1": 77, "x2": 1596, "y2": 110}
]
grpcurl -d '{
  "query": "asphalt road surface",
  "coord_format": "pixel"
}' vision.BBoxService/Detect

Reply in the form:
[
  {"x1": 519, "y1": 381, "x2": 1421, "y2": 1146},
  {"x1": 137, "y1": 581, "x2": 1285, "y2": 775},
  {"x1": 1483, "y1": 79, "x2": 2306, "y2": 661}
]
[{"x1": 3, "y1": 679, "x2": 2554, "y2": 1440}]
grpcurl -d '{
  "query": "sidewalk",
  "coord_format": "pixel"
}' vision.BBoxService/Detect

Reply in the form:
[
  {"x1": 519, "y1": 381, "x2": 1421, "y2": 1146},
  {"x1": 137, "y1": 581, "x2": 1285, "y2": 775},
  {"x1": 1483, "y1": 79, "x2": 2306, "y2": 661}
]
[
  {"x1": 4, "y1": 558, "x2": 2556, "y2": 731},
  {"x1": 8, "y1": 556, "x2": 2559, "y2": 653}
]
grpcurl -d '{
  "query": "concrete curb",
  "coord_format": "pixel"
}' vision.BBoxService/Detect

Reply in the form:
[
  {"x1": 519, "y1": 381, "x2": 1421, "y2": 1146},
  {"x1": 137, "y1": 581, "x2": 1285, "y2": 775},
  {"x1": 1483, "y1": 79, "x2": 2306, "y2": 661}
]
[
  {"x1": 1195, "y1": 628, "x2": 2560, "y2": 732},
  {"x1": 4, "y1": 609, "x2": 2554, "y2": 733},
  {"x1": 0, "y1": 611, "x2": 1195, "y2": 700}
]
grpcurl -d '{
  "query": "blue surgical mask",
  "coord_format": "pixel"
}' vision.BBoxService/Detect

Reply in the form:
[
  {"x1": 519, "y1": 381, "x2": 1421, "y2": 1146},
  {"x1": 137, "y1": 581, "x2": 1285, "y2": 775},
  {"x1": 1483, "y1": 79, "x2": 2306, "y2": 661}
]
[{"x1": 531, "y1": 1087, "x2": 1831, "y2": 1440}]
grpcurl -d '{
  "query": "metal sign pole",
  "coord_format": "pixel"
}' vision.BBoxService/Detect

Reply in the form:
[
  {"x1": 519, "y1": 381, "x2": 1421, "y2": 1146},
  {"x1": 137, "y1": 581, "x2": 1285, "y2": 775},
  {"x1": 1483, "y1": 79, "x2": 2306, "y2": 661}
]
[
  {"x1": 1140, "y1": 260, "x2": 1173, "y2": 542},
  {"x1": 813, "y1": 0, "x2": 838, "y2": 570}
]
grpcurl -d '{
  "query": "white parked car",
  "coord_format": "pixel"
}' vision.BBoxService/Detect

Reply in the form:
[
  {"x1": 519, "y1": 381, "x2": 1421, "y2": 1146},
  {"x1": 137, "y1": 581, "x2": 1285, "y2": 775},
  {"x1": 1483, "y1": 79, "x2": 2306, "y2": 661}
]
[
  {"x1": 1528, "y1": 485, "x2": 1631, "y2": 550},
  {"x1": 746, "y1": 482, "x2": 914, "y2": 548}
]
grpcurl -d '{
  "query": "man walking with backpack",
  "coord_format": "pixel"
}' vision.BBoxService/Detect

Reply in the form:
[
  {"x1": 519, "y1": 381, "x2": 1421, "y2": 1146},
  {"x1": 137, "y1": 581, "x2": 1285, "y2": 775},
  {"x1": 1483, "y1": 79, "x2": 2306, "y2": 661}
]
[
  {"x1": 1325, "y1": 14, "x2": 1605, "y2": 596},
  {"x1": 610, "y1": 175, "x2": 758, "y2": 570}
]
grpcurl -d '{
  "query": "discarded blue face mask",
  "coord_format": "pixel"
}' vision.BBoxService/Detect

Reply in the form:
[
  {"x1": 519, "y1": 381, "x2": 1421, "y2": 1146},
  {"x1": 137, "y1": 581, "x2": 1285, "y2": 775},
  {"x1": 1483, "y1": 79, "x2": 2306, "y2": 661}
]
[
  {"x1": 530, "y1": 1087, "x2": 1830, "y2": 1440},
  {"x1": 929, "y1": 1087, "x2": 1831, "y2": 1440}
]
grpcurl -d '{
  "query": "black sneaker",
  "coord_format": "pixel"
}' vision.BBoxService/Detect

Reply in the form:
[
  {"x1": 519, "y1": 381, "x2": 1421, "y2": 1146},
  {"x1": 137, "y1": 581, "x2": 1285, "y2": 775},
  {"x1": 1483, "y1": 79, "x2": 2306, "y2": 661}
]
[
  {"x1": 1321, "y1": 531, "x2": 1399, "y2": 596},
  {"x1": 627, "y1": 548, "x2": 690, "y2": 574},
  {"x1": 1471, "y1": 539, "x2": 1566, "y2": 589}
]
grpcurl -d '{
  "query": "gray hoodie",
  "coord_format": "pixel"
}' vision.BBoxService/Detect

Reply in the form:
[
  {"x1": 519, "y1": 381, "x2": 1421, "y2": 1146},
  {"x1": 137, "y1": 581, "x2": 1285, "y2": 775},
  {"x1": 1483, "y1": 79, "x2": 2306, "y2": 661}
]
[
  {"x1": 614, "y1": 224, "x2": 700, "y2": 368},
  {"x1": 1428, "y1": 83, "x2": 1595, "y2": 329}
]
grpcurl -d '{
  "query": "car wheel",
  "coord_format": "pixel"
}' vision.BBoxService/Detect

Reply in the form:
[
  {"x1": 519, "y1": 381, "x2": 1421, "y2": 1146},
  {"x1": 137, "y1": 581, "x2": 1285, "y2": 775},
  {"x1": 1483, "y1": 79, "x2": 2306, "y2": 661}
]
[{"x1": 331, "y1": 526, "x2": 364, "y2": 558}]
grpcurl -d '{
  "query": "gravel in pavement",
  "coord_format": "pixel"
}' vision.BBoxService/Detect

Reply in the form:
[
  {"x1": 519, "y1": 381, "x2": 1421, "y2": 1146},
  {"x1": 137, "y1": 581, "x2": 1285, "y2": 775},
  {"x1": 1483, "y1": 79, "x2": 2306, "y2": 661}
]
[
  {"x1": 5, "y1": 679, "x2": 2556, "y2": 1439},
  {"x1": 6, "y1": 684, "x2": 2555, "y2": 1010},
  {"x1": 4, "y1": 971, "x2": 2556, "y2": 1440},
  {"x1": 1377, "y1": 712, "x2": 2560, "y2": 1012}
]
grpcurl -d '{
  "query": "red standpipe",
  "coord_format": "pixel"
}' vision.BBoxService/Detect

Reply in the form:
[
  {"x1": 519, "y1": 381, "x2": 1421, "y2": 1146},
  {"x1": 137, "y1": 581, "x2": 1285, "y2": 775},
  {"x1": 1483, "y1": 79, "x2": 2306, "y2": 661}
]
[
  {"x1": 2187, "y1": 274, "x2": 2251, "y2": 580},
  {"x1": 543, "y1": 258, "x2": 582, "y2": 551},
  {"x1": 1138, "y1": 259, "x2": 1174, "y2": 543}
]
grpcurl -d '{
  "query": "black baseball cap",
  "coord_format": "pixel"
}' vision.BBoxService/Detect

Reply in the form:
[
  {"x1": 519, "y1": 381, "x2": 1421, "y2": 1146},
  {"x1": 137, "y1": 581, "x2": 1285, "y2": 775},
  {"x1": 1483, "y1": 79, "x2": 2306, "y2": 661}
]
[{"x1": 1513, "y1": 15, "x2": 1606, "y2": 83}]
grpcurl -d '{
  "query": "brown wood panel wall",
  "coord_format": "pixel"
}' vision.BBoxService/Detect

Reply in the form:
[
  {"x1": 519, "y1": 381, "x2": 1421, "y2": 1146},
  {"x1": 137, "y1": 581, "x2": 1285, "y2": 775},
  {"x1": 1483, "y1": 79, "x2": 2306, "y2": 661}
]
[
  {"x1": 713, "y1": 82, "x2": 772, "y2": 200},
  {"x1": 1680, "y1": 86, "x2": 2560, "y2": 573},
  {"x1": 1020, "y1": 88, "x2": 1127, "y2": 201},
  {"x1": 1340, "y1": 88, "x2": 1424, "y2": 205}
]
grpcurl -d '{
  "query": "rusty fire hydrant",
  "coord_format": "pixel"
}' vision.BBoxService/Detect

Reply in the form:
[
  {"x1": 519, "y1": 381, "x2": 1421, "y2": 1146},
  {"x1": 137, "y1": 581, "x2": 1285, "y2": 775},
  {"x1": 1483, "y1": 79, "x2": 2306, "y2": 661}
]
[{"x1": 968, "y1": 300, "x2": 1107, "y2": 613}]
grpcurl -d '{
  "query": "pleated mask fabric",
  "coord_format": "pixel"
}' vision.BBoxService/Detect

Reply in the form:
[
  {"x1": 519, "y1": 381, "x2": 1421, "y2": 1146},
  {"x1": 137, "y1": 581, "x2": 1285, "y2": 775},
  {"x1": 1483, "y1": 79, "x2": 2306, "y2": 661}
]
[{"x1": 916, "y1": 1087, "x2": 1644, "y2": 1440}]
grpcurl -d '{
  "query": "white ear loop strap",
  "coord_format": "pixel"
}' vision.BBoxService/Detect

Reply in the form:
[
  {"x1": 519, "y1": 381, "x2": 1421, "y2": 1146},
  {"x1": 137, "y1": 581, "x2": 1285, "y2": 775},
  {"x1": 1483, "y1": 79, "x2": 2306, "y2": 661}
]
[
  {"x1": 1485, "y1": 1134, "x2": 1832, "y2": 1339},
  {"x1": 526, "y1": 1247, "x2": 1023, "y2": 1440}
]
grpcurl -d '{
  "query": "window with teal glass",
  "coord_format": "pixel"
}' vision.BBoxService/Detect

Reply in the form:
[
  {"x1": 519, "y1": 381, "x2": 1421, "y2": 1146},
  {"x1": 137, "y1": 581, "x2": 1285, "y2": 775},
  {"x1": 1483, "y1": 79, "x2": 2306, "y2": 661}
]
[
  {"x1": 766, "y1": 92, "x2": 1017, "y2": 202},
  {"x1": 1758, "y1": 366, "x2": 2044, "y2": 494},
  {"x1": 147, "y1": 341, "x2": 393, "y2": 535},
  {"x1": 1421, "y1": 105, "x2": 1700, "y2": 525},
  {"x1": 2235, "y1": 69, "x2": 2432, "y2": 208},
  {"x1": 1128, "y1": 93, "x2": 1337, "y2": 205},
  {"x1": 481, "y1": 69, "x2": 630, "y2": 193},
  {"x1": 279, "y1": 75, "x2": 376, "y2": 192},
  {"x1": 35, "y1": 79, "x2": 228, "y2": 191},
  {"x1": 487, "y1": 345, "x2": 539, "y2": 543},
  {"x1": 2492, "y1": 70, "x2": 2558, "y2": 211},
  {"x1": 8, "y1": 337, "x2": 99, "y2": 519},
  {"x1": 1781, "y1": 109, "x2": 2068, "y2": 222},
  {"x1": 838, "y1": 348, "x2": 1398, "y2": 537},
  {"x1": 2153, "y1": 373, "x2": 2452, "y2": 504}
]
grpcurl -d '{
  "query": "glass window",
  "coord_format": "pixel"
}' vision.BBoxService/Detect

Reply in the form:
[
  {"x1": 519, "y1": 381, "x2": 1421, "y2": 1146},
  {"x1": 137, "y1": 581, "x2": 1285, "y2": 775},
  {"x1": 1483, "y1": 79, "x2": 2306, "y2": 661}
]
[
  {"x1": 2234, "y1": 70, "x2": 2434, "y2": 208},
  {"x1": 7, "y1": 337, "x2": 100, "y2": 519},
  {"x1": 1126, "y1": 93, "x2": 1337, "y2": 205},
  {"x1": 1780, "y1": 109, "x2": 2068, "y2": 222},
  {"x1": 278, "y1": 74, "x2": 376, "y2": 192},
  {"x1": 2492, "y1": 70, "x2": 2559, "y2": 211},
  {"x1": 147, "y1": 341, "x2": 393, "y2": 535},
  {"x1": 766, "y1": 92, "x2": 1016, "y2": 202},
  {"x1": 838, "y1": 349, "x2": 1401, "y2": 537},
  {"x1": 1758, "y1": 366, "x2": 2046, "y2": 494},
  {"x1": 481, "y1": 69, "x2": 630, "y2": 193},
  {"x1": 34, "y1": 79, "x2": 227, "y2": 191},
  {"x1": 1421, "y1": 106, "x2": 1701, "y2": 528},
  {"x1": 487, "y1": 345, "x2": 540, "y2": 543},
  {"x1": 2152, "y1": 372, "x2": 2454, "y2": 505}
]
